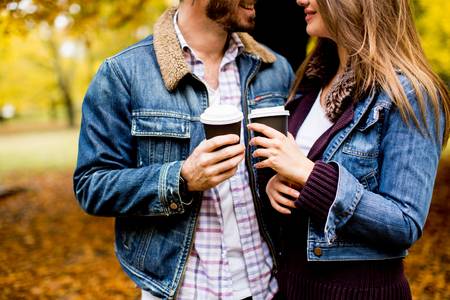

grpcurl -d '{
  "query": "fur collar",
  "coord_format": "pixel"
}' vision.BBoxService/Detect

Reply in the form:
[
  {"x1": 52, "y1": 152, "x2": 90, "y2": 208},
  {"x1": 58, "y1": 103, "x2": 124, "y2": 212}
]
[
  {"x1": 153, "y1": 7, "x2": 277, "y2": 91},
  {"x1": 303, "y1": 52, "x2": 356, "y2": 122}
]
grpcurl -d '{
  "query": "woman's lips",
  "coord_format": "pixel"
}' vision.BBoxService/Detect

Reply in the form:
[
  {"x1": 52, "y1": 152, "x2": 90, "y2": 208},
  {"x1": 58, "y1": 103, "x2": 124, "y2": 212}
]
[{"x1": 304, "y1": 10, "x2": 316, "y2": 22}]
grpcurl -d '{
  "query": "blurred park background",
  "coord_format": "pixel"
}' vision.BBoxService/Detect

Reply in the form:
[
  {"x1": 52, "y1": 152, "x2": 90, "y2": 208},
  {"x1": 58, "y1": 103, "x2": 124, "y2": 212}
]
[{"x1": 0, "y1": 0, "x2": 449, "y2": 299}]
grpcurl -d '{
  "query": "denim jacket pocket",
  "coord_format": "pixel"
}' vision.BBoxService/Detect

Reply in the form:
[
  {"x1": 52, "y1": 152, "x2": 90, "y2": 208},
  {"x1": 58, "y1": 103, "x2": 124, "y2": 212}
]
[
  {"x1": 131, "y1": 111, "x2": 191, "y2": 166},
  {"x1": 116, "y1": 217, "x2": 155, "y2": 270},
  {"x1": 341, "y1": 104, "x2": 387, "y2": 181}
]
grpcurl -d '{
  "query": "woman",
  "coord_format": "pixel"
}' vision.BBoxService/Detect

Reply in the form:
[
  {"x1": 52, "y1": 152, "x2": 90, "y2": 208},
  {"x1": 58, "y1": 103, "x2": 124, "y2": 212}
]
[{"x1": 248, "y1": 0, "x2": 450, "y2": 299}]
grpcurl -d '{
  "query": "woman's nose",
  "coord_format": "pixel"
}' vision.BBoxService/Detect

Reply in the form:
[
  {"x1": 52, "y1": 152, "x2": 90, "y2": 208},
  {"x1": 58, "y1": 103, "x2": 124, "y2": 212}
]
[{"x1": 296, "y1": 0, "x2": 310, "y2": 7}]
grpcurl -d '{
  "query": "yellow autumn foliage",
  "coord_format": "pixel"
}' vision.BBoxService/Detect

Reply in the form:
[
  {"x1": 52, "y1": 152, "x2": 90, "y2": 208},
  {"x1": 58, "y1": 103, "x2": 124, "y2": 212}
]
[{"x1": 415, "y1": 0, "x2": 450, "y2": 80}]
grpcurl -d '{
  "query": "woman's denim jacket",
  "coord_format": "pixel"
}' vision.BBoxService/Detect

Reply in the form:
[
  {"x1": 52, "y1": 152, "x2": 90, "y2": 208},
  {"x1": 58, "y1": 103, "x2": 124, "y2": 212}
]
[
  {"x1": 303, "y1": 76, "x2": 445, "y2": 262},
  {"x1": 73, "y1": 8, "x2": 294, "y2": 300}
]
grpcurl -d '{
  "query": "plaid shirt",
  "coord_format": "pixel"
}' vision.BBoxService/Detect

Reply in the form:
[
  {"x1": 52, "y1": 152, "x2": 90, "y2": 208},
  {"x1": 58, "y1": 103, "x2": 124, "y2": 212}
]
[{"x1": 174, "y1": 13, "x2": 277, "y2": 300}]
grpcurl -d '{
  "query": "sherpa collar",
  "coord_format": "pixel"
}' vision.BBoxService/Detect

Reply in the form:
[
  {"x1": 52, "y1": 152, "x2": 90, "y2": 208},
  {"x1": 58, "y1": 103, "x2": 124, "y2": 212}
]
[{"x1": 153, "y1": 7, "x2": 277, "y2": 91}]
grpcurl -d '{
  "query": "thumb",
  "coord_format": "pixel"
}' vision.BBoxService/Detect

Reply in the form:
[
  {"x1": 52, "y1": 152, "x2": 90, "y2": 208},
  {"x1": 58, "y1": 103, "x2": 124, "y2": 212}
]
[{"x1": 287, "y1": 132, "x2": 296, "y2": 142}]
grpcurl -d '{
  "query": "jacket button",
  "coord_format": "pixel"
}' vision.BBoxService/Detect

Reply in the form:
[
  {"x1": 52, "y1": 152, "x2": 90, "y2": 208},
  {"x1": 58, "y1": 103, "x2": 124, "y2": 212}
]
[
  {"x1": 169, "y1": 202, "x2": 178, "y2": 210},
  {"x1": 313, "y1": 247, "x2": 322, "y2": 257}
]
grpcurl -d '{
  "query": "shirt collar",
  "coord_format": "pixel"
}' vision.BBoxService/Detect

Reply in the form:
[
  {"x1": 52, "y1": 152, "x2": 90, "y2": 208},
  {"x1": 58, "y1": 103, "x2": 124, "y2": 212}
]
[{"x1": 173, "y1": 11, "x2": 190, "y2": 51}]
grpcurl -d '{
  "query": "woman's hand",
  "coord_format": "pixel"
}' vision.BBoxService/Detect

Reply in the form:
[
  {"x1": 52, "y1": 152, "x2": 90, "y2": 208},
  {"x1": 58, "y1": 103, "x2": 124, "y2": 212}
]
[
  {"x1": 248, "y1": 123, "x2": 314, "y2": 186},
  {"x1": 266, "y1": 174, "x2": 300, "y2": 214}
]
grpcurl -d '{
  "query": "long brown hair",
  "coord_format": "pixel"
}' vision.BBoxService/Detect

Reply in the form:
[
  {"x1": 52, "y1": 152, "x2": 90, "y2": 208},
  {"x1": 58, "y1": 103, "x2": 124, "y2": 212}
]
[{"x1": 290, "y1": 0, "x2": 450, "y2": 144}]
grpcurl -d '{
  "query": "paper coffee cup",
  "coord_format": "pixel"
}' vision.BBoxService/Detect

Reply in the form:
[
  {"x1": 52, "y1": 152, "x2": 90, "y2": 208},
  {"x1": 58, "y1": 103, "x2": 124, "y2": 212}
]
[
  {"x1": 248, "y1": 106, "x2": 290, "y2": 136},
  {"x1": 200, "y1": 104, "x2": 243, "y2": 140}
]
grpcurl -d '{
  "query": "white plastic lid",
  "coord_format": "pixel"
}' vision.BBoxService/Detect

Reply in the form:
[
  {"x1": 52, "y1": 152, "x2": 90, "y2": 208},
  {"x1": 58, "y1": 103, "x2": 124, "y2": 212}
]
[
  {"x1": 248, "y1": 105, "x2": 290, "y2": 119},
  {"x1": 200, "y1": 104, "x2": 244, "y2": 125}
]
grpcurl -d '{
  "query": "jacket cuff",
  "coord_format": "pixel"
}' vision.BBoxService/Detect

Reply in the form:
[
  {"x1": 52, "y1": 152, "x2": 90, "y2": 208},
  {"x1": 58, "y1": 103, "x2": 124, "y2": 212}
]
[
  {"x1": 160, "y1": 161, "x2": 187, "y2": 215},
  {"x1": 294, "y1": 161, "x2": 338, "y2": 223}
]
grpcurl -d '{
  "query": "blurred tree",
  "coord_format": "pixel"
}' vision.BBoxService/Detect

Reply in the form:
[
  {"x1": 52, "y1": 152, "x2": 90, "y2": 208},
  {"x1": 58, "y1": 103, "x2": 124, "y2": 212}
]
[
  {"x1": 0, "y1": 0, "x2": 168, "y2": 127},
  {"x1": 414, "y1": 0, "x2": 450, "y2": 83}
]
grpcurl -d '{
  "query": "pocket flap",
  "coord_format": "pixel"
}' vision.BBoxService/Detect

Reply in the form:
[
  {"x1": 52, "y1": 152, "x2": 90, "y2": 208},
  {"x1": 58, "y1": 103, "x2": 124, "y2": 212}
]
[
  {"x1": 357, "y1": 103, "x2": 390, "y2": 132},
  {"x1": 131, "y1": 111, "x2": 191, "y2": 138}
]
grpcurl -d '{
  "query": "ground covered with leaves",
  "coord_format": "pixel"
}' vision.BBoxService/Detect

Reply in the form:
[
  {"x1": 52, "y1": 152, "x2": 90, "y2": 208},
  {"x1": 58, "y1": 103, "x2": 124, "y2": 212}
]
[
  {"x1": 0, "y1": 160, "x2": 449, "y2": 299},
  {"x1": 0, "y1": 170, "x2": 139, "y2": 299}
]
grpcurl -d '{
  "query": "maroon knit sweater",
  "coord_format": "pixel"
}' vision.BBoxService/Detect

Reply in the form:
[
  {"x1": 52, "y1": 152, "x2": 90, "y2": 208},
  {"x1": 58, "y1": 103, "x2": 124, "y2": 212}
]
[{"x1": 273, "y1": 87, "x2": 412, "y2": 300}]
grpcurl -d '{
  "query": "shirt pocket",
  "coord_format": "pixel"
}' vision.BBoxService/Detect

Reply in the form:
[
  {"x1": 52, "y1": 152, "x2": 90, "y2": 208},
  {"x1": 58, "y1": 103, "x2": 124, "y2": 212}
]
[{"x1": 131, "y1": 110, "x2": 191, "y2": 166}]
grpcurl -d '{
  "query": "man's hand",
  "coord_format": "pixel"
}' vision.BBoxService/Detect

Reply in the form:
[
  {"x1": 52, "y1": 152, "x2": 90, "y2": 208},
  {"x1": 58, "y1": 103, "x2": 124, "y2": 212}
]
[{"x1": 181, "y1": 134, "x2": 245, "y2": 191}]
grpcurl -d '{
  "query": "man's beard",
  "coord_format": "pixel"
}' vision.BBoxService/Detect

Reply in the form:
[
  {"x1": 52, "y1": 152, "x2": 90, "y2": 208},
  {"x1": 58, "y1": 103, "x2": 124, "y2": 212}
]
[{"x1": 206, "y1": 0, "x2": 255, "y2": 33}]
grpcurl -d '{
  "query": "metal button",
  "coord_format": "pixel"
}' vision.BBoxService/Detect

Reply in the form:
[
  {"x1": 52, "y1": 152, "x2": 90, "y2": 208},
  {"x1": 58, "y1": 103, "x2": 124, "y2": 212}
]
[
  {"x1": 169, "y1": 202, "x2": 178, "y2": 210},
  {"x1": 313, "y1": 247, "x2": 322, "y2": 257}
]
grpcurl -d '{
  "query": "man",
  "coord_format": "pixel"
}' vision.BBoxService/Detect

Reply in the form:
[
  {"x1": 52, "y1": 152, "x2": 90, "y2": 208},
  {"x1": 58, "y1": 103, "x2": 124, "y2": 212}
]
[{"x1": 73, "y1": 0, "x2": 293, "y2": 299}]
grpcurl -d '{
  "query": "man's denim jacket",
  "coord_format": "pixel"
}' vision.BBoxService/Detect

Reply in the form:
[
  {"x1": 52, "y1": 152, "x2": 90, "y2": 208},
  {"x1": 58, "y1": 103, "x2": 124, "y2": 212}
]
[{"x1": 73, "y1": 8, "x2": 294, "y2": 299}]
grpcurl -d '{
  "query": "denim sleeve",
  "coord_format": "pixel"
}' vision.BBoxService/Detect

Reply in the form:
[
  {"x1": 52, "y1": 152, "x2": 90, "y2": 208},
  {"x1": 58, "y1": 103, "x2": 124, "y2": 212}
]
[
  {"x1": 73, "y1": 59, "x2": 189, "y2": 217},
  {"x1": 280, "y1": 53, "x2": 295, "y2": 92},
  {"x1": 325, "y1": 87, "x2": 445, "y2": 249}
]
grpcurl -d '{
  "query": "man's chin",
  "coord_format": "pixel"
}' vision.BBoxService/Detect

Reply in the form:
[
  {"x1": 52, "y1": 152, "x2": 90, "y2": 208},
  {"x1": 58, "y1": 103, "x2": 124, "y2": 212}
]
[{"x1": 224, "y1": 20, "x2": 255, "y2": 33}]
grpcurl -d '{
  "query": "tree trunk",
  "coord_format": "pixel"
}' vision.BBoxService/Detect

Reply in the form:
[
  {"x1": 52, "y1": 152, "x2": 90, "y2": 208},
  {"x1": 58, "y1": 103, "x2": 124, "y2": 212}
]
[{"x1": 47, "y1": 39, "x2": 76, "y2": 128}]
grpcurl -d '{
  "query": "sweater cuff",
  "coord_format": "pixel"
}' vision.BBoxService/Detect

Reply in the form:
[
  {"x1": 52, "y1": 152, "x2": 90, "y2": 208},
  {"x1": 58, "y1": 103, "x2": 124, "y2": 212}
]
[{"x1": 294, "y1": 161, "x2": 338, "y2": 223}]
